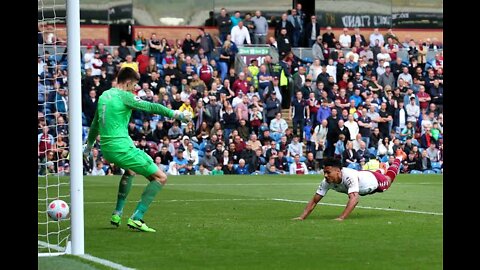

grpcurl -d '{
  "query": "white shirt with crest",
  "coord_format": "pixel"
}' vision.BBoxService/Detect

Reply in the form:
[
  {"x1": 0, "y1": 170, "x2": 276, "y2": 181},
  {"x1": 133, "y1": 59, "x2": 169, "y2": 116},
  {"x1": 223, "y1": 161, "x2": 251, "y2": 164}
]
[{"x1": 316, "y1": 168, "x2": 378, "y2": 196}]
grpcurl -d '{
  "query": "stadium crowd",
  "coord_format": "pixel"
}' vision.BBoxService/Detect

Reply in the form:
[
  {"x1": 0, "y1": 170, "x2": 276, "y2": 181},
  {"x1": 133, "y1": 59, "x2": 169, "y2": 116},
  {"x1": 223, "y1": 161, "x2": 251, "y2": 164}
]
[{"x1": 37, "y1": 4, "x2": 443, "y2": 177}]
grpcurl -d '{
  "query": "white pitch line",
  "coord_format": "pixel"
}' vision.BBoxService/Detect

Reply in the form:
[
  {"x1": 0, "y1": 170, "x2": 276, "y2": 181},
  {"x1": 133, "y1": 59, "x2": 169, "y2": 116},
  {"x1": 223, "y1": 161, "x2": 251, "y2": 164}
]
[
  {"x1": 78, "y1": 254, "x2": 136, "y2": 270},
  {"x1": 81, "y1": 198, "x2": 443, "y2": 216},
  {"x1": 134, "y1": 183, "x2": 316, "y2": 186},
  {"x1": 272, "y1": 198, "x2": 443, "y2": 216},
  {"x1": 128, "y1": 182, "x2": 442, "y2": 186},
  {"x1": 38, "y1": 241, "x2": 135, "y2": 270},
  {"x1": 84, "y1": 198, "x2": 270, "y2": 204}
]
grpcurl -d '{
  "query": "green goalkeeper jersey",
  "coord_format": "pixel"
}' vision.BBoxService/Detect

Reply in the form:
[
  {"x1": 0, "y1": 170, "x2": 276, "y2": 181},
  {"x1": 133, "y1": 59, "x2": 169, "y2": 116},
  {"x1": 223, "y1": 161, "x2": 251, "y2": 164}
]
[{"x1": 86, "y1": 88, "x2": 174, "y2": 152}]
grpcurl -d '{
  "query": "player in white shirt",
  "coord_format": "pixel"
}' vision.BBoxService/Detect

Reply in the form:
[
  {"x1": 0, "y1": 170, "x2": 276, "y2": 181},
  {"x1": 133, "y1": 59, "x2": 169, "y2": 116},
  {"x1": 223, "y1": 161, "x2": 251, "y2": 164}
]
[{"x1": 293, "y1": 155, "x2": 402, "y2": 221}]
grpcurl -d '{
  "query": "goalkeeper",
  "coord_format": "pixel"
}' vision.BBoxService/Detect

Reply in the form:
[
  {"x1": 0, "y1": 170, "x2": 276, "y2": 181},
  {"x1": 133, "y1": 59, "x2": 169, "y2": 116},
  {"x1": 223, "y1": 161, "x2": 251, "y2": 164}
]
[{"x1": 84, "y1": 67, "x2": 191, "y2": 232}]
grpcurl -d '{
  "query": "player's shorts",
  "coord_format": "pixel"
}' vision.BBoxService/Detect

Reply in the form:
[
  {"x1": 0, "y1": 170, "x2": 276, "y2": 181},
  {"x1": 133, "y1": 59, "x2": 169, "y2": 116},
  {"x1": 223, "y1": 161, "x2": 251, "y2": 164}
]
[
  {"x1": 102, "y1": 147, "x2": 158, "y2": 177},
  {"x1": 371, "y1": 171, "x2": 391, "y2": 192}
]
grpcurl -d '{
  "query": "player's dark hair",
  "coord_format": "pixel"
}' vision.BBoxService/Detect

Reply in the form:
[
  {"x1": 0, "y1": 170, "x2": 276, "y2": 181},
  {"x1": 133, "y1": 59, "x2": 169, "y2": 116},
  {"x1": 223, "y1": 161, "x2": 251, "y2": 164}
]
[
  {"x1": 323, "y1": 157, "x2": 342, "y2": 169},
  {"x1": 117, "y1": 67, "x2": 140, "y2": 84}
]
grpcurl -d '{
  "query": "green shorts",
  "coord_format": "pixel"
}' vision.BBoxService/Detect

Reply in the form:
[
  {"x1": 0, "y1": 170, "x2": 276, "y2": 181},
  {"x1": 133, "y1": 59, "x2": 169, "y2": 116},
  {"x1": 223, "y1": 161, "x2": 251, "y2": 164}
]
[{"x1": 103, "y1": 147, "x2": 158, "y2": 177}]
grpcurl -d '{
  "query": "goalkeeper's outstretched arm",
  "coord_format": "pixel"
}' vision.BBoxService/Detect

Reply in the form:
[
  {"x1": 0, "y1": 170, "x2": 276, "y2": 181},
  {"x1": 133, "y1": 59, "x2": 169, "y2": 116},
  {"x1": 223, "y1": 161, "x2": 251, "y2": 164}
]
[{"x1": 119, "y1": 91, "x2": 191, "y2": 122}]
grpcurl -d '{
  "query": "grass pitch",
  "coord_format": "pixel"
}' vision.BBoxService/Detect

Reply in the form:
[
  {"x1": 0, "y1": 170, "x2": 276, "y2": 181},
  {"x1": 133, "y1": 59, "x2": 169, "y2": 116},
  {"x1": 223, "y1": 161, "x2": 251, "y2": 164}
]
[{"x1": 39, "y1": 174, "x2": 442, "y2": 270}]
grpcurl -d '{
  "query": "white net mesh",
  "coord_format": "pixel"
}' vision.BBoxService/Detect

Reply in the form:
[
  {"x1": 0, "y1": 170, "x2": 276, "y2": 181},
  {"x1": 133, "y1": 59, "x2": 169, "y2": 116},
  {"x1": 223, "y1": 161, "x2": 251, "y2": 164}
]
[{"x1": 38, "y1": 0, "x2": 71, "y2": 255}]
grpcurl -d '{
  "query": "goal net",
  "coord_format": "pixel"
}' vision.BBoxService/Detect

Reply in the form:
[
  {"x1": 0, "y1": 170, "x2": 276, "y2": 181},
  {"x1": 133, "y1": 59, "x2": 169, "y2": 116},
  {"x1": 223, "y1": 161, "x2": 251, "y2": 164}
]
[{"x1": 38, "y1": 0, "x2": 84, "y2": 256}]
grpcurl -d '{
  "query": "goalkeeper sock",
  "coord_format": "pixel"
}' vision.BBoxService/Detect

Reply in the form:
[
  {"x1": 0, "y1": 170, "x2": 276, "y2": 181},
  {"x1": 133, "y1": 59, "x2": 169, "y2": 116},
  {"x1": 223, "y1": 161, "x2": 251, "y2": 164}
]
[
  {"x1": 113, "y1": 174, "x2": 134, "y2": 216},
  {"x1": 131, "y1": 181, "x2": 163, "y2": 221}
]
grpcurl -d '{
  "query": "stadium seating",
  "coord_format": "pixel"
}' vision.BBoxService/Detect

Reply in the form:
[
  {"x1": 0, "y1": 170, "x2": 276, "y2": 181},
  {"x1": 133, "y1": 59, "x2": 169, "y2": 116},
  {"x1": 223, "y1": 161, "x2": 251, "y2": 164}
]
[
  {"x1": 94, "y1": 38, "x2": 107, "y2": 45},
  {"x1": 80, "y1": 38, "x2": 94, "y2": 46}
]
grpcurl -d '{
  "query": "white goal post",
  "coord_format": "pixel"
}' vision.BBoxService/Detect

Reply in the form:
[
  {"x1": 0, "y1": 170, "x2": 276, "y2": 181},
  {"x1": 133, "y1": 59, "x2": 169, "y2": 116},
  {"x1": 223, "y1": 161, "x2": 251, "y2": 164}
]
[{"x1": 38, "y1": 0, "x2": 84, "y2": 257}]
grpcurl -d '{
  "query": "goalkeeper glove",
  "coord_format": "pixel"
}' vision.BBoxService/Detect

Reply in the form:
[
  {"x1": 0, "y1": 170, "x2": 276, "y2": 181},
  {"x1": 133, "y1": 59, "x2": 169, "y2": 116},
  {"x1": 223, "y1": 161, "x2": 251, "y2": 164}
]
[
  {"x1": 173, "y1": 110, "x2": 192, "y2": 122},
  {"x1": 83, "y1": 144, "x2": 92, "y2": 160}
]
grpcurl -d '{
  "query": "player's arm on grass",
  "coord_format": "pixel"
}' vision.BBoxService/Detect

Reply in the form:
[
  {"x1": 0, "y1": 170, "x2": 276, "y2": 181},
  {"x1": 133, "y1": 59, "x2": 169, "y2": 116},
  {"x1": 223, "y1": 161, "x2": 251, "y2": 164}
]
[
  {"x1": 120, "y1": 91, "x2": 190, "y2": 121},
  {"x1": 293, "y1": 193, "x2": 323, "y2": 220},
  {"x1": 335, "y1": 192, "x2": 359, "y2": 221},
  {"x1": 335, "y1": 175, "x2": 360, "y2": 221}
]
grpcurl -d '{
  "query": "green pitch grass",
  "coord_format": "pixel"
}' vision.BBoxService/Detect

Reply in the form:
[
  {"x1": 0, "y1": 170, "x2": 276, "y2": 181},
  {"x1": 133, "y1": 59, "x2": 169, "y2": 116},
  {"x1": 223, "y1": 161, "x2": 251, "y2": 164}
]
[{"x1": 39, "y1": 174, "x2": 442, "y2": 270}]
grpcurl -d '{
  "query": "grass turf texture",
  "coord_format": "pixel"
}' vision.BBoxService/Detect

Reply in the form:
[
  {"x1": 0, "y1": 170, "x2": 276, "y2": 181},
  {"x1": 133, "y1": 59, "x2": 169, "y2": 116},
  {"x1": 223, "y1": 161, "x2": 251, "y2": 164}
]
[
  {"x1": 39, "y1": 174, "x2": 442, "y2": 269},
  {"x1": 38, "y1": 255, "x2": 113, "y2": 270}
]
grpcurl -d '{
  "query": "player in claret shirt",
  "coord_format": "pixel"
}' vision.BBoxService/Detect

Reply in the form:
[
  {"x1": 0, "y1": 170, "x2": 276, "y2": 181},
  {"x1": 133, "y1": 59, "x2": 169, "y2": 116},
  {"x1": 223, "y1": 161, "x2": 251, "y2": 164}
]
[
  {"x1": 293, "y1": 153, "x2": 403, "y2": 221},
  {"x1": 83, "y1": 67, "x2": 191, "y2": 232}
]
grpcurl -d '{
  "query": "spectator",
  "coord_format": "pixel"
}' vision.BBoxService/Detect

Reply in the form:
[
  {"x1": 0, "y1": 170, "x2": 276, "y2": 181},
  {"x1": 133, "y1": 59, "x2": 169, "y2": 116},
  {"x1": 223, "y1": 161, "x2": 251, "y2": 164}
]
[
  {"x1": 246, "y1": 134, "x2": 262, "y2": 152},
  {"x1": 397, "y1": 67, "x2": 413, "y2": 86},
  {"x1": 265, "y1": 92, "x2": 282, "y2": 124},
  {"x1": 137, "y1": 136, "x2": 151, "y2": 156},
  {"x1": 356, "y1": 140, "x2": 372, "y2": 163},
  {"x1": 266, "y1": 162, "x2": 281, "y2": 175},
  {"x1": 168, "y1": 121, "x2": 183, "y2": 140},
  {"x1": 269, "y1": 112, "x2": 288, "y2": 142},
  {"x1": 377, "y1": 102, "x2": 392, "y2": 138},
  {"x1": 304, "y1": 15, "x2": 321, "y2": 47},
  {"x1": 196, "y1": 164, "x2": 211, "y2": 175},
  {"x1": 184, "y1": 142, "x2": 199, "y2": 166},
  {"x1": 153, "y1": 145, "x2": 172, "y2": 166},
  {"x1": 369, "y1": 28, "x2": 385, "y2": 47},
  {"x1": 391, "y1": 99, "x2": 406, "y2": 132},
  {"x1": 275, "y1": 13, "x2": 294, "y2": 41},
  {"x1": 412, "y1": 150, "x2": 434, "y2": 174},
  {"x1": 196, "y1": 27, "x2": 215, "y2": 60},
  {"x1": 377, "y1": 136, "x2": 394, "y2": 158},
  {"x1": 199, "y1": 145, "x2": 218, "y2": 171},
  {"x1": 180, "y1": 161, "x2": 194, "y2": 175},
  {"x1": 151, "y1": 156, "x2": 165, "y2": 172},
  {"x1": 205, "y1": 10, "x2": 217, "y2": 27},
  {"x1": 234, "y1": 95, "x2": 249, "y2": 122},
  {"x1": 167, "y1": 161, "x2": 180, "y2": 175},
  {"x1": 318, "y1": 27, "x2": 335, "y2": 49},
  {"x1": 290, "y1": 91, "x2": 308, "y2": 140},
  {"x1": 235, "y1": 159, "x2": 249, "y2": 175},
  {"x1": 385, "y1": 37, "x2": 399, "y2": 61},
  {"x1": 91, "y1": 160, "x2": 106, "y2": 176},
  {"x1": 218, "y1": 41, "x2": 235, "y2": 81},
  {"x1": 173, "y1": 149, "x2": 189, "y2": 174},
  {"x1": 292, "y1": 66, "x2": 307, "y2": 94},
  {"x1": 223, "y1": 159, "x2": 236, "y2": 174},
  {"x1": 289, "y1": 154, "x2": 308, "y2": 175},
  {"x1": 205, "y1": 96, "x2": 222, "y2": 127},
  {"x1": 270, "y1": 150, "x2": 286, "y2": 173},
  {"x1": 403, "y1": 151, "x2": 419, "y2": 173},
  {"x1": 263, "y1": 76, "x2": 283, "y2": 103},
  {"x1": 120, "y1": 55, "x2": 139, "y2": 73},
  {"x1": 230, "y1": 20, "x2": 251, "y2": 47},
  {"x1": 405, "y1": 95, "x2": 420, "y2": 125},
  {"x1": 305, "y1": 153, "x2": 319, "y2": 174},
  {"x1": 212, "y1": 164, "x2": 224, "y2": 175},
  {"x1": 342, "y1": 141, "x2": 361, "y2": 169},
  {"x1": 287, "y1": 135, "x2": 305, "y2": 161},
  {"x1": 277, "y1": 28, "x2": 292, "y2": 58},
  {"x1": 216, "y1": 8, "x2": 232, "y2": 42},
  {"x1": 344, "y1": 114, "x2": 359, "y2": 141},
  {"x1": 429, "y1": 79, "x2": 444, "y2": 107},
  {"x1": 339, "y1": 28, "x2": 351, "y2": 48}
]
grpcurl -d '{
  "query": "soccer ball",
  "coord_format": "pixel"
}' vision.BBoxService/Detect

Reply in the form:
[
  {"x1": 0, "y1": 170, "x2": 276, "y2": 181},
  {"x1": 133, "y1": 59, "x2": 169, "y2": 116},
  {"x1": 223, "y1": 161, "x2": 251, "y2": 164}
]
[{"x1": 47, "y1": 200, "x2": 70, "y2": 221}]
